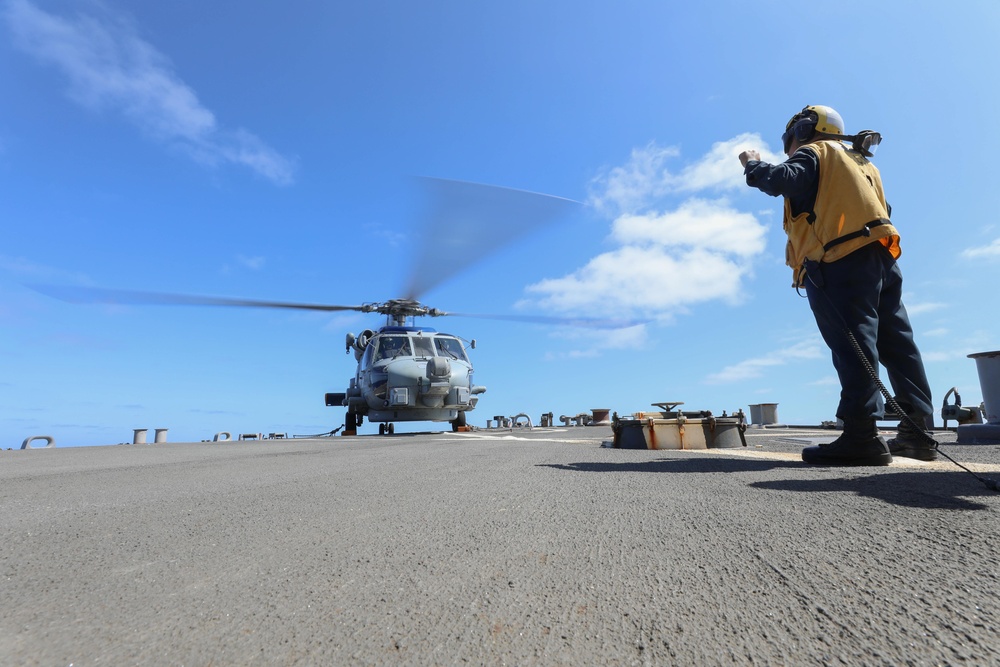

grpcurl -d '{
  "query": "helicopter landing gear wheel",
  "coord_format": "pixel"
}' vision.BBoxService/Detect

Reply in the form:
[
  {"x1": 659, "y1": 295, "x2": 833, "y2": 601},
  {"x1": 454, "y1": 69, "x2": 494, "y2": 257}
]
[
  {"x1": 451, "y1": 411, "x2": 467, "y2": 431},
  {"x1": 387, "y1": 423, "x2": 395, "y2": 435},
  {"x1": 379, "y1": 423, "x2": 386, "y2": 435}
]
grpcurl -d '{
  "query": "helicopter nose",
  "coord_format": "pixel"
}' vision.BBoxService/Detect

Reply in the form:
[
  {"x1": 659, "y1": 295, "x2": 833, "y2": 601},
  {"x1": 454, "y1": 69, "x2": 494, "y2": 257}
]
[{"x1": 427, "y1": 357, "x2": 451, "y2": 378}]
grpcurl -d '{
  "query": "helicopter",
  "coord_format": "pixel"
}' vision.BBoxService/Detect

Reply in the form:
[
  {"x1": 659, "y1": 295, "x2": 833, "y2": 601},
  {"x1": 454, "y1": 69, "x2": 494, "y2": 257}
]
[
  {"x1": 28, "y1": 178, "x2": 630, "y2": 436},
  {"x1": 325, "y1": 298, "x2": 483, "y2": 435}
]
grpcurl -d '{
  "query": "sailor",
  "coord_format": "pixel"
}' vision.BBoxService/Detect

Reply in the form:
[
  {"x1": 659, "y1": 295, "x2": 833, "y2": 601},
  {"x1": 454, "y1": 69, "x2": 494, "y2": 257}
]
[{"x1": 739, "y1": 105, "x2": 935, "y2": 465}]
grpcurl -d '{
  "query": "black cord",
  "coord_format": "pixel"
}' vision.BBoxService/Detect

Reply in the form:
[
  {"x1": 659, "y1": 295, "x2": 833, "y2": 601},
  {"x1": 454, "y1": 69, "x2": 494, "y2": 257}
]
[
  {"x1": 840, "y1": 325, "x2": 1000, "y2": 492},
  {"x1": 810, "y1": 275, "x2": 1000, "y2": 493},
  {"x1": 292, "y1": 425, "x2": 344, "y2": 438}
]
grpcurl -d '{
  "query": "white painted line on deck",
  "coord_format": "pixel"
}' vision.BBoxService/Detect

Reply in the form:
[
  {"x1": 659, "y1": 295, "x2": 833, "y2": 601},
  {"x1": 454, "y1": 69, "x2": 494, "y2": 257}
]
[
  {"x1": 683, "y1": 446, "x2": 1000, "y2": 472},
  {"x1": 444, "y1": 432, "x2": 603, "y2": 444}
]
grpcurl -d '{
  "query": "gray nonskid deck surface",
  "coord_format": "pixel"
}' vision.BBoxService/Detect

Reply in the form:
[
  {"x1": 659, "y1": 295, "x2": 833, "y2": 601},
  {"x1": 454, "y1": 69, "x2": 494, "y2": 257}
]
[{"x1": 2, "y1": 427, "x2": 998, "y2": 666}]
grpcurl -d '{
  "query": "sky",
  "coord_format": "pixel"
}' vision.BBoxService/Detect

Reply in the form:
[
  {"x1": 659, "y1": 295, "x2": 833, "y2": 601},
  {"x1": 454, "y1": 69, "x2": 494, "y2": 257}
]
[{"x1": 2, "y1": 0, "x2": 1000, "y2": 446}]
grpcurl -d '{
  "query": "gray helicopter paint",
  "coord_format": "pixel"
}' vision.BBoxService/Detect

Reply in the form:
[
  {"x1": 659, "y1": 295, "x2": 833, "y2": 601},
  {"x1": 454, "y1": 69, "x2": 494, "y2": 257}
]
[{"x1": 340, "y1": 326, "x2": 485, "y2": 425}]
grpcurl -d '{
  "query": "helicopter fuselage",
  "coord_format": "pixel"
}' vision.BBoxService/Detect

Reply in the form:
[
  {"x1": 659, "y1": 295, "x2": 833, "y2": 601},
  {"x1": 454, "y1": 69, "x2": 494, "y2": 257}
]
[{"x1": 328, "y1": 325, "x2": 485, "y2": 429}]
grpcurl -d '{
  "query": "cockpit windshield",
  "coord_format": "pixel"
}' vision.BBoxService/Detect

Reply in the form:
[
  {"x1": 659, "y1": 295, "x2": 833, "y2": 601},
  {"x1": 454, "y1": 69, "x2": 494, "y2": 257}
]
[
  {"x1": 434, "y1": 336, "x2": 468, "y2": 362},
  {"x1": 371, "y1": 333, "x2": 468, "y2": 363},
  {"x1": 412, "y1": 336, "x2": 435, "y2": 358},
  {"x1": 374, "y1": 335, "x2": 411, "y2": 362}
]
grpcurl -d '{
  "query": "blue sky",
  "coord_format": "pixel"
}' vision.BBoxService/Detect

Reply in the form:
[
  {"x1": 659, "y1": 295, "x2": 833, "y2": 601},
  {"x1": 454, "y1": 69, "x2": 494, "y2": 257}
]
[{"x1": 2, "y1": 0, "x2": 999, "y2": 445}]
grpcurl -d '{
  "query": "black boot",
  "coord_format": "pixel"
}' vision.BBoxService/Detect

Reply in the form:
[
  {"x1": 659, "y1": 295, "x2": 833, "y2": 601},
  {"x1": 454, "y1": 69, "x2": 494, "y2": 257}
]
[
  {"x1": 886, "y1": 414, "x2": 937, "y2": 461},
  {"x1": 802, "y1": 418, "x2": 892, "y2": 466}
]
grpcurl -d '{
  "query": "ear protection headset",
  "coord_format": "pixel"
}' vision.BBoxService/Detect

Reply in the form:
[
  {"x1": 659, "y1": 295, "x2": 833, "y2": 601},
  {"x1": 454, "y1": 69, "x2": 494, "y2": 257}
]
[
  {"x1": 782, "y1": 117, "x2": 817, "y2": 152},
  {"x1": 782, "y1": 109, "x2": 820, "y2": 153}
]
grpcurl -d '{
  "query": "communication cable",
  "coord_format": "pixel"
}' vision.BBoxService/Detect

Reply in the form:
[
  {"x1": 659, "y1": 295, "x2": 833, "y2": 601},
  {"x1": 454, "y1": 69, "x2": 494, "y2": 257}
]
[{"x1": 806, "y1": 269, "x2": 1000, "y2": 492}]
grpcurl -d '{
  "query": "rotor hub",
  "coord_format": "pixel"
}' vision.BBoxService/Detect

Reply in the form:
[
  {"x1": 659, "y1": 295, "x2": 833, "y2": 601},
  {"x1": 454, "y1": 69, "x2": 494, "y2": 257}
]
[{"x1": 362, "y1": 299, "x2": 447, "y2": 326}]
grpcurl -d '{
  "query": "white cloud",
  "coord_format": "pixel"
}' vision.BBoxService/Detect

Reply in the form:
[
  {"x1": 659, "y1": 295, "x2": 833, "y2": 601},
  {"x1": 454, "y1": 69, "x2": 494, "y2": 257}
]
[
  {"x1": 905, "y1": 301, "x2": 947, "y2": 316},
  {"x1": 961, "y1": 238, "x2": 1000, "y2": 259},
  {"x1": 674, "y1": 133, "x2": 785, "y2": 193},
  {"x1": 5, "y1": 0, "x2": 295, "y2": 185},
  {"x1": 922, "y1": 329, "x2": 997, "y2": 363},
  {"x1": 587, "y1": 135, "x2": 783, "y2": 215},
  {"x1": 542, "y1": 324, "x2": 649, "y2": 360},
  {"x1": 237, "y1": 255, "x2": 266, "y2": 271},
  {"x1": 526, "y1": 244, "x2": 750, "y2": 313},
  {"x1": 703, "y1": 339, "x2": 825, "y2": 384},
  {"x1": 586, "y1": 143, "x2": 679, "y2": 215},
  {"x1": 923, "y1": 327, "x2": 950, "y2": 338},
  {"x1": 525, "y1": 139, "x2": 771, "y2": 325},
  {"x1": 611, "y1": 198, "x2": 766, "y2": 257}
]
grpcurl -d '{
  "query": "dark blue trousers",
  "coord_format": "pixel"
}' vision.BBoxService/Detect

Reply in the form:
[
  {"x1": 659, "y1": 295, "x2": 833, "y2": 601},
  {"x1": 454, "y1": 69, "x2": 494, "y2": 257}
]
[{"x1": 804, "y1": 242, "x2": 933, "y2": 423}]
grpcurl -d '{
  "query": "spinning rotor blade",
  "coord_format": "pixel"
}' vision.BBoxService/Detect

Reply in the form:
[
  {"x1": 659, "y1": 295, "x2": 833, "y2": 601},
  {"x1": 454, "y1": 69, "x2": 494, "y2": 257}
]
[
  {"x1": 28, "y1": 284, "x2": 365, "y2": 313},
  {"x1": 29, "y1": 286, "x2": 645, "y2": 329},
  {"x1": 405, "y1": 177, "x2": 581, "y2": 301}
]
